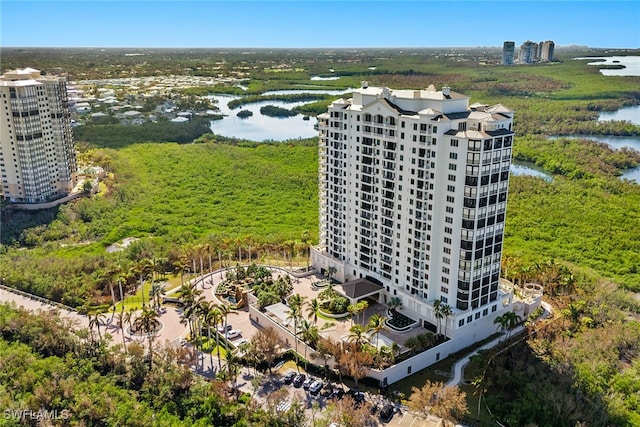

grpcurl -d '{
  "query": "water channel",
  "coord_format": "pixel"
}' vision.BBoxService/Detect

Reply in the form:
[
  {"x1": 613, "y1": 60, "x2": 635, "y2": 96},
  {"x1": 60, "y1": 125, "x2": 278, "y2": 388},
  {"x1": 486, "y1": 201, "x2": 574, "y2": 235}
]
[
  {"x1": 207, "y1": 75, "x2": 638, "y2": 182},
  {"x1": 574, "y1": 56, "x2": 640, "y2": 76}
]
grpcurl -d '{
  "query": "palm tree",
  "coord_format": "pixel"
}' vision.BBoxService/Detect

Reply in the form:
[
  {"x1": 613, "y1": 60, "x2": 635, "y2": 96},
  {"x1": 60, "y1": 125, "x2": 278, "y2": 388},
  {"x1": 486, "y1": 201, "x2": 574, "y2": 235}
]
[
  {"x1": 199, "y1": 300, "x2": 218, "y2": 370},
  {"x1": 88, "y1": 311, "x2": 106, "y2": 343},
  {"x1": 326, "y1": 266, "x2": 337, "y2": 281},
  {"x1": 134, "y1": 306, "x2": 159, "y2": 368},
  {"x1": 440, "y1": 304, "x2": 453, "y2": 339},
  {"x1": 356, "y1": 300, "x2": 369, "y2": 324},
  {"x1": 286, "y1": 293, "x2": 307, "y2": 370},
  {"x1": 115, "y1": 308, "x2": 128, "y2": 354},
  {"x1": 180, "y1": 286, "x2": 204, "y2": 341},
  {"x1": 306, "y1": 298, "x2": 320, "y2": 325},
  {"x1": 173, "y1": 256, "x2": 189, "y2": 288},
  {"x1": 433, "y1": 299, "x2": 444, "y2": 337},
  {"x1": 217, "y1": 303, "x2": 237, "y2": 355},
  {"x1": 366, "y1": 313, "x2": 387, "y2": 349},
  {"x1": 494, "y1": 311, "x2": 521, "y2": 340},
  {"x1": 210, "y1": 306, "x2": 223, "y2": 371},
  {"x1": 389, "y1": 296, "x2": 402, "y2": 313},
  {"x1": 149, "y1": 282, "x2": 165, "y2": 310},
  {"x1": 347, "y1": 303, "x2": 358, "y2": 327},
  {"x1": 301, "y1": 230, "x2": 311, "y2": 269},
  {"x1": 298, "y1": 319, "x2": 319, "y2": 370},
  {"x1": 503, "y1": 311, "x2": 522, "y2": 339},
  {"x1": 347, "y1": 324, "x2": 368, "y2": 349}
]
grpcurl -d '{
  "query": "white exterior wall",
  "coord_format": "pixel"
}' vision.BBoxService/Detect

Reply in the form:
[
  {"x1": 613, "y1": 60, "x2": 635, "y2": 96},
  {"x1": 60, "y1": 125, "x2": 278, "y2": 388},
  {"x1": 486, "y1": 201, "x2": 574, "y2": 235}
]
[
  {"x1": 0, "y1": 68, "x2": 77, "y2": 203},
  {"x1": 315, "y1": 85, "x2": 516, "y2": 344}
]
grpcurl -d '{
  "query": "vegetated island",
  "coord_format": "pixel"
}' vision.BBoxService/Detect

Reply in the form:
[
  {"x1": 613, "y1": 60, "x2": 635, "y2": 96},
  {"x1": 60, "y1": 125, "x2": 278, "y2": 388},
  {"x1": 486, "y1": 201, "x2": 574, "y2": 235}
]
[
  {"x1": 260, "y1": 105, "x2": 297, "y2": 117},
  {"x1": 236, "y1": 110, "x2": 253, "y2": 118}
]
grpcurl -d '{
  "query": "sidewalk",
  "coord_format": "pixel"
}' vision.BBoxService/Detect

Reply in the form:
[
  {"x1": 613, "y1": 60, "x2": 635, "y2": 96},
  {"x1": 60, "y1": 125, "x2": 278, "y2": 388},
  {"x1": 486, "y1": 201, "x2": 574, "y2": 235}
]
[{"x1": 446, "y1": 300, "x2": 553, "y2": 387}]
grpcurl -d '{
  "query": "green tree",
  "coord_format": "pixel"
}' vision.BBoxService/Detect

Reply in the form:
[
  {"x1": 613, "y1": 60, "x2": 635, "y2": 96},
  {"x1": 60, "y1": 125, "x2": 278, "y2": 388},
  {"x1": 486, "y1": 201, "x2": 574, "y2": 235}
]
[{"x1": 366, "y1": 313, "x2": 387, "y2": 349}]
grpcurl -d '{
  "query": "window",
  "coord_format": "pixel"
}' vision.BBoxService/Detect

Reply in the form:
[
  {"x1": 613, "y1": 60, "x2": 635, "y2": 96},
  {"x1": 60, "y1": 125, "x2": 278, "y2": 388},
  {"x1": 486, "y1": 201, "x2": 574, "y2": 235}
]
[
  {"x1": 446, "y1": 195, "x2": 455, "y2": 203},
  {"x1": 441, "y1": 286, "x2": 449, "y2": 293},
  {"x1": 450, "y1": 152, "x2": 458, "y2": 160},
  {"x1": 451, "y1": 139, "x2": 459, "y2": 147},
  {"x1": 447, "y1": 185, "x2": 455, "y2": 192},
  {"x1": 448, "y1": 174, "x2": 456, "y2": 182},
  {"x1": 458, "y1": 319, "x2": 464, "y2": 327}
]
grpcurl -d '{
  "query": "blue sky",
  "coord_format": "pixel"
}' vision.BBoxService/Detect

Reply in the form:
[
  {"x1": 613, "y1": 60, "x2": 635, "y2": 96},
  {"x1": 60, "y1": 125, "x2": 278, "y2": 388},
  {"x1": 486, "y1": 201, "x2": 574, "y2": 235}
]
[{"x1": 1, "y1": 1, "x2": 638, "y2": 48}]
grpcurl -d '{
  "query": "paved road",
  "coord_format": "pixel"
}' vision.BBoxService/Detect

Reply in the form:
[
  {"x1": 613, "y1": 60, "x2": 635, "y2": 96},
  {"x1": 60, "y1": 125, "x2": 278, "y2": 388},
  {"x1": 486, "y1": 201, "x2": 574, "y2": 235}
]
[{"x1": 0, "y1": 275, "x2": 442, "y2": 427}]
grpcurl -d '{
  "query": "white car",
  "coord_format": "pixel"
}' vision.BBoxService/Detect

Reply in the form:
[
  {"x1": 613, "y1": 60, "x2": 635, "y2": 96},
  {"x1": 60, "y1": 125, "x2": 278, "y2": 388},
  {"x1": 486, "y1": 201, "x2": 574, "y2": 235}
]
[
  {"x1": 309, "y1": 380, "x2": 323, "y2": 394},
  {"x1": 225, "y1": 329, "x2": 242, "y2": 340},
  {"x1": 235, "y1": 338, "x2": 249, "y2": 347},
  {"x1": 217, "y1": 324, "x2": 232, "y2": 333}
]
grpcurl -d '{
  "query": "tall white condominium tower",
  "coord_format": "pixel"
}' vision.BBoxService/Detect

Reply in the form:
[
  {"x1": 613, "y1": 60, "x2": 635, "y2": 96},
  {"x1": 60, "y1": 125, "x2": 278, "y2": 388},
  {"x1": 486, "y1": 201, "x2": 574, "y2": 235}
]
[
  {"x1": 540, "y1": 40, "x2": 555, "y2": 62},
  {"x1": 312, "y1": 84, "x2": 515, "y2": 343},
  {"x1": 0, "y1": 68, "x2": 77, "y2": 203},
  {"x1": 502, "y1": 41, "x2": 515, "y2": 65}
]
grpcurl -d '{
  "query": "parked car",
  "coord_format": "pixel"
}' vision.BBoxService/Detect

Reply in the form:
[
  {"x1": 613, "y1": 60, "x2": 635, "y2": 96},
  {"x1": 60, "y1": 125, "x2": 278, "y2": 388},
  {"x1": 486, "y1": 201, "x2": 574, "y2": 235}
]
[
  {"x1": 225, "y1": 329, "x2": 241, "y2": 340},
  {"x1": 330, "y1": 387, "x2": 345, "y2": 400},
  {"x1": 309, "y1": 380, "x2": 323, "y2": 395},
  {"x1": 217, "y1": 324, "x2": 232, "y2": 333},
  {"x1": 349, "y1": 390, "x2": 366, "y2": 405},
  {"x1": 380, "y1": 404, "x2": 395, "y2": 423},
  {"x1": 235, "y1": 338, "x2": 249, "y2": 347},
  {"x1": 283, "y1": 372, "x2": 296, "y2": 385},
  {"x1": 293, "y1": 374, "x2": 306, "y2": 388},
  {"x1": 320, "y1": 385, "x2": 333, "y2": 397},
  {"x1": 302, "y1": 377, "x2": 313, "y2": 390}
]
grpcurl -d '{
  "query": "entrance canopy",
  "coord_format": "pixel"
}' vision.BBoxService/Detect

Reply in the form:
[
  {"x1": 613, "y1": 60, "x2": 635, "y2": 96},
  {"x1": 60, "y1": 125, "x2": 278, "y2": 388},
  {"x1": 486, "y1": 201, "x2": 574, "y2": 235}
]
[{"x1": 338, "y1": 278, "x2": 384, "y2": 303}]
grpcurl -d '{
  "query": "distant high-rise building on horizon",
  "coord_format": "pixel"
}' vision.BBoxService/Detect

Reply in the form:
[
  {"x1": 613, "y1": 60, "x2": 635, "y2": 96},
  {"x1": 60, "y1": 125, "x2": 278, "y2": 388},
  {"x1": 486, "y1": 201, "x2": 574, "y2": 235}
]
[
  {"x1": 0, "y1": 68, "x2": 77, "y2": 203},
  {"x1": 518, "y1": 40, "x2": 538, "y2": 64},
  {"x1": 540, "y1": 40, "x2": 555, "y2": 62},
  {"x1": 312, "y1": 83, "x2": 516, "y2": 344},
  {"x1": 502, "y1": 41, "x2": 515, "y2": 65}
]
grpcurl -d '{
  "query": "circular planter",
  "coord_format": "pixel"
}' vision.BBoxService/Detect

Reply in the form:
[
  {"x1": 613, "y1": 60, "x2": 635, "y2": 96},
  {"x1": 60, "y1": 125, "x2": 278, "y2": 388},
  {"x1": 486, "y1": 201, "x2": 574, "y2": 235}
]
[{"x1": 317, "y1": 306, "x2": 349, "y2": 320}]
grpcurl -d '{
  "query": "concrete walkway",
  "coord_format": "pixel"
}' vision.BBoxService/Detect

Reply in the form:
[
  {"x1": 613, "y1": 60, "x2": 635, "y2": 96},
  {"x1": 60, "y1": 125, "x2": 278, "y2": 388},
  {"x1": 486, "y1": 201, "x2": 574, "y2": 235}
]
[{"x1": 446, "y1": 301, "x2": 553, "y2": 387}]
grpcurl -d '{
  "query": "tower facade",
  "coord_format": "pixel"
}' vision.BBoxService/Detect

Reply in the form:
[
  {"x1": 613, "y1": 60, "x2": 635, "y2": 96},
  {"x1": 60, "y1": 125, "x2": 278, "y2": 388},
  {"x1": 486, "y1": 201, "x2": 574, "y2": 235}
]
[
  {"x1": 540, "y1": 40, "x2": 555, "y2": 62},
  {"x1": 518, "y1": 41, "x2": 538, "y2": 64},
  {"x1": 0, "y1": 68, "x2": 77, "y2": 203},
  {"x1": 502, "y1": 41, "x2": 515, "y2": 65},
  {"x1": 312, "y1": 84, "x2": 515, "y2": 340}
]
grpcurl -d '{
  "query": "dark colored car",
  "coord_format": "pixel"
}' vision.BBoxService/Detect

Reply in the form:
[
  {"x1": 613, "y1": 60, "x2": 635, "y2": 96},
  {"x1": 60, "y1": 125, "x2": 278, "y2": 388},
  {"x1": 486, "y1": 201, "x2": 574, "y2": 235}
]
[
  {"x1": 330, "y1": 387, "x2": 345, "y2": 400},
  {"x1": 320, "y1": 385, "x2": 333, "y2": 397},
  {"x1": 283, "y1": 372, "x2": 296, "y2": 384},
  {"x1": 380, "y1": 404, "x2": 395, "y2": 423},
  {"x1": 293, "y1": 374, "x2": 306, "y2": 388},
  {"x1": 349, "y1": 390, "x2": 366, "y2": 406}
]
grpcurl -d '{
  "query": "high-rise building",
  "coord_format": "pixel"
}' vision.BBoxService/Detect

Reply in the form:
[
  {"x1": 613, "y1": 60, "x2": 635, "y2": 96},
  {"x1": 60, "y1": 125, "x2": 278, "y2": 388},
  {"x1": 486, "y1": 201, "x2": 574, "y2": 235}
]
[
  {"x1": 312, "y1": 83, "x2": 515, "y2": 342},
  {"x1": 540, "y1": 40, "x2": 555, "y2": 62},
  {"x1": 502, "y1": 41, "x2": 515, "y2": 65},
  {"x1": 518, "y1": 40, "x2": 538, "y2": 64},
  {"x1": 0, "y1": 68, "x2": 77, "y2": 203}
]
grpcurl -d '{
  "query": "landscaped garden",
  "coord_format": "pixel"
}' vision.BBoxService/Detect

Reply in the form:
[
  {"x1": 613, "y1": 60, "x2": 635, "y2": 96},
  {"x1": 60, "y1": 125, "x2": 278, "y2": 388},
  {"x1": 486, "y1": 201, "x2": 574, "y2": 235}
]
[{"x1": 385, "y1": 308, "x2": 418, "y2": 332}]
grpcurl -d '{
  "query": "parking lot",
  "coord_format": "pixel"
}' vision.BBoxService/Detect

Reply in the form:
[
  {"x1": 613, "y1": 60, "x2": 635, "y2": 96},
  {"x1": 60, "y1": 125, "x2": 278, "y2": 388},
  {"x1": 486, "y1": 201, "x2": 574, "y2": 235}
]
[
  {"x1": 180, "y1": 268, "x2": 446, "y2": 426},
  {"x1": 234, "y1": 364, "x2": 442, "y2": 427}
]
